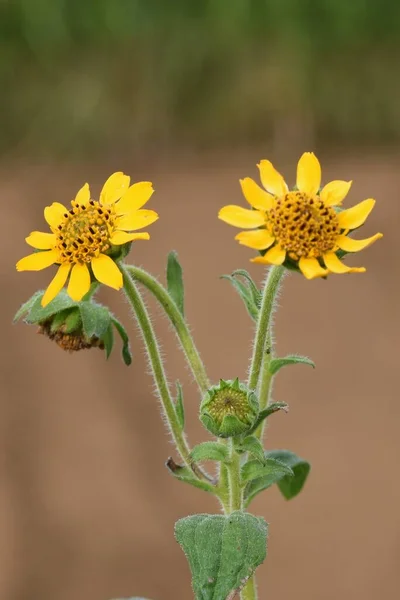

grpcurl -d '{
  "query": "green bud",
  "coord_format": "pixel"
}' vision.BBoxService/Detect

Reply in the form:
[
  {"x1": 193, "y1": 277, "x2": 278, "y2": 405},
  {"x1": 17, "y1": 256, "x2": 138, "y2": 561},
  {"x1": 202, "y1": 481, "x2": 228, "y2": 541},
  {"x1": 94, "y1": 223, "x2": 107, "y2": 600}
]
[{"x1": 200, "y1": 378, "x2": 259, "y2": 438}]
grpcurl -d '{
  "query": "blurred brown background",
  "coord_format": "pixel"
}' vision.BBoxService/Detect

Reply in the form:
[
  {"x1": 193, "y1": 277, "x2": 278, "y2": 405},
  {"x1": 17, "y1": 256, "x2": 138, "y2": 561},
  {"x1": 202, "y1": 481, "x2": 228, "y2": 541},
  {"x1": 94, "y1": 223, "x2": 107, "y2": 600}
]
[{"x1": 2, "y1": 2, "x2": 399, "y2": 599}]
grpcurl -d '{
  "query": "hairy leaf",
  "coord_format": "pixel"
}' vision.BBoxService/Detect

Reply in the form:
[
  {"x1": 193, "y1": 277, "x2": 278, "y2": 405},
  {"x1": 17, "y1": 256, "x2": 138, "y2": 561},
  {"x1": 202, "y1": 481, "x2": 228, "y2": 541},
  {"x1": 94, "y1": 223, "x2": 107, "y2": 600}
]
[
  {"x1": 269, "y1": 355, "x2": 315, "y2": 375},
  {"x1": 175, "y1": 381, "x2": 185, "y2": 430},
  {"x1": 167, "y1": 251, "x2": 185, "y2": 315},
  {"x1": 111, "y1": 316, "x2": 132, "y2": 366},
  {"x1": 266, "y1": 450, "x2": 311, "y2": 500},
  {"x1": 166, "y1": 458, "x2": 215, "y2": 494},
  {"x1": 190, "y1": 442, "x2": 229, "y2": 464},
  {"x1": 241, "y1": 458, "x2": 293, "y2": 484},
  {"x1": 236, "y1": 436, "x2": 265, "y2": 463},
  {"x1": 175, "y1": 512, "x2": 267, "y2": 600},
  {"x1": 221, "y1": 273, "x2": 259, "y2": 321}
]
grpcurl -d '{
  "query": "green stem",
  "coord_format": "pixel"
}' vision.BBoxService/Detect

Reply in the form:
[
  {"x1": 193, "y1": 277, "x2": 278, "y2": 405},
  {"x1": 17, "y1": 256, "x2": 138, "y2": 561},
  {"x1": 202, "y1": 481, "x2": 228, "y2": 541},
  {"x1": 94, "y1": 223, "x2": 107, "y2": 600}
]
[
  {"x1": 227, "y1": 439, "x2": 242, "y2": 513},
  {"x1": 248, "y1": 266, "x2": 285, "y2": 391},
  {"x1": 121, "y1": 264, "x2": 194, "y2": 472},
  {"x1": 254, "y1": 332, "x2": 273, "y2": 441},
  {"x1": 241, "y1": 575, "x2": 257, "y2": 600},
  {"x1": 125, "y1": 265, "x2": 210, "y2": 395}
]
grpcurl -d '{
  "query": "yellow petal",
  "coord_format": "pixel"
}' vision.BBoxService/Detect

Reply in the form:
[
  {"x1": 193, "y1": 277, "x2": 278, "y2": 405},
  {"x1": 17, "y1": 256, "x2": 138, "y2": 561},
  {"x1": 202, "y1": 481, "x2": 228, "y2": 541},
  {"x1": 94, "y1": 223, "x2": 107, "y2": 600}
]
[
  {"x1": 337, "y1": 198, "x2": 375, "y2": 230},
  {"x1": 75, "y1": 183, "x2": 90, "y2": 206},
  {"x1": 251, "y1": 244, "x2": 286, "y2": 265},
  {"x1": 296, "y1": 152, "x2": 321, "y2": 195},
  {"x1": 16, "y1": 250, "x2": 59, "y2": 271},
  {"x1": 299, "y1": 257, "x2": 329, "y2": 279},
  {"x1": 235, "y1": 229, "x2": 275, "y2": 250},
  {"x1": 41, "y1": 263, "x2": 71, "y2": 306},
  {"x1": 257, "y1": 160, "x2": 288, "y2": 196},
  {"x1": 116, "y1": 182, "x2": 154, "y2": 214},
  {"x1": 320, "y1": 180, "x2": 352, "y2": 206},
  {"x1": 100, "y1": 172, "x2": 131, "y2": 205},
  {"x1": 116, "y1": 209, "x2": 159, "y2": 231},
  {"x1": 239, "y1": 178, "x2": 274, "y2": 211},
  {"x1": 218, "y1": 205, "x2": 265, "y2": 229},
  {"x1": 25, "y1": 231, "x2": 56, "y2": 249},
  {"x1": 336, "y1": 232, "x2": 383, "y2": 253},
  {"x1": 44, "y1": 202, "x2": 67, "y2": 229},
  {"x1": 110, "y1": 231, "x2": 150, "y2": 245},
  {"x1": 91, "y1": 254, "x2": 123, "y2": 290},
  {"x1": 67, "y1": 263, "x2": 91, "y2": 301},
  {"x1": 323, "y1": 252, "x2": 365, "y2": 274}
]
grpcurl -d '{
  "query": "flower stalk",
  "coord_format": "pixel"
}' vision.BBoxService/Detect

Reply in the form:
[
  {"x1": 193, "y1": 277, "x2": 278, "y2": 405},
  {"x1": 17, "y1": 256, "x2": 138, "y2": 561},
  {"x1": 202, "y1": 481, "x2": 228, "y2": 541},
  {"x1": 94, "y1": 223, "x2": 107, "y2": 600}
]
[
  {"x1": 125, "y1": 264, "x2": 210, "y2": 394},
  {"x1": 120, "y1": 263, "x2": 197, "y2": 474},
  {"x1": 248, "y1": 266, "x2": 285, "y2": 392}
]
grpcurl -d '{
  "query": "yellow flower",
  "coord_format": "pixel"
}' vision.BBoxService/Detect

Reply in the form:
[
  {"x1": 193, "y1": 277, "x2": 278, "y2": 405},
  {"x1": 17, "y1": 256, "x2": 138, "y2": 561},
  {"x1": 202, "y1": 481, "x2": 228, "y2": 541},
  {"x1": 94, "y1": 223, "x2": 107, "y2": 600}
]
[
  {"x1": 17, "y1": 172, "x2": 158, "y2": 305},
  {"x1": 218, "y1": 153, "x2": 383, "y2": 279}
]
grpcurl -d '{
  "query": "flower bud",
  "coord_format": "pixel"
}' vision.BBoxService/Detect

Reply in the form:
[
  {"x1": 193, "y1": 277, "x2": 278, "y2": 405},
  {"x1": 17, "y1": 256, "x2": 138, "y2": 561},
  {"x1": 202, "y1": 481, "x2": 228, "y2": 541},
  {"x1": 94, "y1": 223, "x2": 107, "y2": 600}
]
[{"x1": 200, "y1": 378, "x2": 259, "y2": 438}]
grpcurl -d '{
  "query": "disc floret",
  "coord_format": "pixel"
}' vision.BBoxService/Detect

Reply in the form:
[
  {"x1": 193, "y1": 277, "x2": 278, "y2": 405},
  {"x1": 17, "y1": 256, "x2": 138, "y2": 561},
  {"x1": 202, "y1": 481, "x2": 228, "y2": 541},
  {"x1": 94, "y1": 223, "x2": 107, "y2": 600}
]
[{"x1": 200, "y1": 378, "x2": 259, "y2": 438}]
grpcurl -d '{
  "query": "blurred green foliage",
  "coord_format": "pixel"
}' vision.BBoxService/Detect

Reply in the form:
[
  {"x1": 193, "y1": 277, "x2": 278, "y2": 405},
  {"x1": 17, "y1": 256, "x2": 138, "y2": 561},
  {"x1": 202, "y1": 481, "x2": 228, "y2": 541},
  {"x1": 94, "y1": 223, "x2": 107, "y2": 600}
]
[{"x1": 1, "y1": 0, "x2": 400, "y2": 157}]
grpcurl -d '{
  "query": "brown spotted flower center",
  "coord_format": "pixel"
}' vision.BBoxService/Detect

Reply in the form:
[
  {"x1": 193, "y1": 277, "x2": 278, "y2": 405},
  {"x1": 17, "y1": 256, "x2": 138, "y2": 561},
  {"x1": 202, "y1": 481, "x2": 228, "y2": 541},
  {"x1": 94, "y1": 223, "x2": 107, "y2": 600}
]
[
  {"x1": 56, "y1": 199, "x2": 116, "y2": 263},
  {"x1": 268, "y1": 191, "x2": 340, "y2": 260},
  {"x1": 207, "y1": 389, "x2": 251, "y2": 425}
]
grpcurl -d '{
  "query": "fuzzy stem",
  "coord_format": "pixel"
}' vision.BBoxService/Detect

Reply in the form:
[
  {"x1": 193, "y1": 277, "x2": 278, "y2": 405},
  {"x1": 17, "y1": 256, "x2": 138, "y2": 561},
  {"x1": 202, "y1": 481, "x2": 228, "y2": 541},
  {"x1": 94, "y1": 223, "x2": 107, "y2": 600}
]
[
  {"x1": 241, "y1": 575, "x2": 257, "y2": 600},
  {"x1": 254, "y1": 332, "x2": 273, "y2": 441},
  {"x1": 121, "y1": 264, "x2": 194, "y2": 471},
  {"x1": 248, "y1": 266, "x2": 285, "y2": 391},
  {"x1": 125, "y1": 265, "x2": 210, "y2": 395},
  {"x1": 227, "y1": 439, "x2": 242, "y2": 513}
]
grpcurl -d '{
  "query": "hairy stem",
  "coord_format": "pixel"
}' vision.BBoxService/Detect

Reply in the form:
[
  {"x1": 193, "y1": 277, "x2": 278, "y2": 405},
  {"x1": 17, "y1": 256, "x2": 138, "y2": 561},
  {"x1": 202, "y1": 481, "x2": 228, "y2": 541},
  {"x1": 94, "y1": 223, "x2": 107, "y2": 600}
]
[
  {"x1": 121, "y1": 263, "x2": 195, "y2": 472},
  {"x1": 227, "y1": 439, "x2": 242, "y2": 513},
  {"x1": 125, "y1": 265, "x2": 210, "y2": 394},
  {"x1": 254, "y1": 332, "x2": 273, "y2": 441},
  {"x1": 248, "y1": 266, "x2": 285, "y2": 391}
]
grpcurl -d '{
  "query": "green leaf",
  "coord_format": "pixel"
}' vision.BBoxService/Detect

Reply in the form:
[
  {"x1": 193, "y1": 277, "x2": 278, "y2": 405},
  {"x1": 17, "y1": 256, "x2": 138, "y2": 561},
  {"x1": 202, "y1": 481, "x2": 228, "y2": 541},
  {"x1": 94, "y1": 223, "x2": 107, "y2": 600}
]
[
  {"x1": 230, "y1": 269, "x2": 262, "y2": 307},
  {"x1": 221, "y1": 274, "x2": 259, "y2": 321},
  {"x1": 241, "y1": 458, "x2": 293, "y2": 484},
  {"x1": 101, "y1": 324, "x2": 115, "y2": 360},
  {"x1": 79, "y1": 302, "x2": 111, "y2": 339},
  {"x1": 166, "y1": 458, "x2": 216, "y2": 494},
  {"x1": 190, "y1": 442, "x2": 229, "y2": 464},
  {"x1": 167, "y1": 251, "x2": 184, "y2": 315},
  {"x1": 236, "y1": 436, "x2": 265, "y2": 463},
  {"x1": 111, "y1": 316, "x2": 132, "y2": 366},
  {"x1": 269, "y1": 354, "x2": 315, "y2": 376},
  {"x1": 13, "y1": 290, "x2": 43, "y2": 322},
  {"x1": 25, "y1": 290, "x2": 77, "y2": 324},
  {"x1": 247, "y1": 401, "x2": 289, "y2": 434},
  {"x1": 175, "y1": 511, "x2": 267, "y2": 600},
  {"x1": 175, "y1": 381, "x2": 185, "y2": 430},
  {"x1": 266, "y1": 450, "x2": 311, "y2": 500}
]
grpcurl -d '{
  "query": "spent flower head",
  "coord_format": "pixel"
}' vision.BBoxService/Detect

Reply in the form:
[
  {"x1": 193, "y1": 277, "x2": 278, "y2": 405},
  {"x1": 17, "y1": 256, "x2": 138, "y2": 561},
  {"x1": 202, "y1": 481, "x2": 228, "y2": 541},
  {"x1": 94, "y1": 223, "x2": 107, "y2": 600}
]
[
  {"x1": 16, "y1": 172, "x2": 158, "y2": 305},
  {"x1": 219, "y1": 152, "x2": 382, "y2": 279}
]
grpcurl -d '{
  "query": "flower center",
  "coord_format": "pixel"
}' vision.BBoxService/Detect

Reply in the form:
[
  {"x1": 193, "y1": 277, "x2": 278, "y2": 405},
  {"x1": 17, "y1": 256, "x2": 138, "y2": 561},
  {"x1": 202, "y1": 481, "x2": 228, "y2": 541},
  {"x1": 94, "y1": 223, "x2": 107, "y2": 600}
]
[
  {"x1": 207, "y1": 389, "x2": 251, "y2": 425},
  {"x1": 56, "y1": 199, "x2": 116, "y2": 263},
  {"x1": 268, "y1": 191, "x2": 340, "y2": 260}
]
